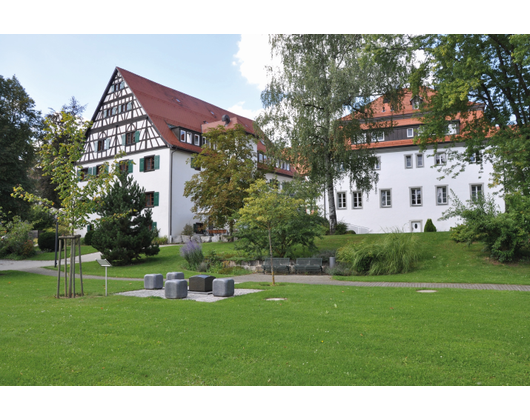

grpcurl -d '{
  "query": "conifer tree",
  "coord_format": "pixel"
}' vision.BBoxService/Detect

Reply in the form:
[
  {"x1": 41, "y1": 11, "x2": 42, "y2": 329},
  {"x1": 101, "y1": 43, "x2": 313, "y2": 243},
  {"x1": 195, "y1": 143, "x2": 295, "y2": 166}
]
[{"x1": 91, "y1": 172, "x2": 160, "y2": 265}]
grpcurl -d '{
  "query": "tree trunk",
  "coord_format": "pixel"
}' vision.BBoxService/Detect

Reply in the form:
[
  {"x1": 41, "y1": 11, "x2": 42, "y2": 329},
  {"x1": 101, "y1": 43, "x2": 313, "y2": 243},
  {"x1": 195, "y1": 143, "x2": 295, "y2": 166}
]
[
  {"x1": 325, "y1": 173, "x2": 337, "y2": 235},
  {"x1": 268, "y1": 227, "x2": 275, "y2": 286}
]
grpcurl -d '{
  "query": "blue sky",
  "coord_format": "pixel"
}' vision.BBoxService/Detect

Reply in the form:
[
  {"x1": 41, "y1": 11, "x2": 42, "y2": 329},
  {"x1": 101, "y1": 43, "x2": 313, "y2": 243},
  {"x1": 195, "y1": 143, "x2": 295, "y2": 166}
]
[{"x1": 0, "y1": 34, "x2": 272, "y2": 121}]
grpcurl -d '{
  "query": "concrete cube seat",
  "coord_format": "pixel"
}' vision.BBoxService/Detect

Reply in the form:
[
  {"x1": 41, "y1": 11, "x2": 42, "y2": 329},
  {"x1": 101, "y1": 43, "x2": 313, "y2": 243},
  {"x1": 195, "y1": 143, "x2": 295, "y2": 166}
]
[
  {"x1": 189, "y1": 274, "x2": 215, "y2": 292},
  {"x1": 165, "y1": 279, "x2": 188, "y2": 299},
  {"x1": 166, "y1": 272, "x2": 185, "y2": 280},
  {"x1": 144, "y1": 274, "x2": 163, "y2": 289},
  {"x1": 213, "y1": 278, "x2": 234, "y2": 297}
]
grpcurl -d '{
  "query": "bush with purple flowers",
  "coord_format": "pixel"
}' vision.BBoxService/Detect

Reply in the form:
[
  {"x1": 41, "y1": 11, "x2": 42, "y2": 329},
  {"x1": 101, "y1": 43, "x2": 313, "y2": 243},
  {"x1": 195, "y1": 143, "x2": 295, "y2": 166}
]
[{"x1": 180, "y1": 240, "x2": 204, "y2": 270}]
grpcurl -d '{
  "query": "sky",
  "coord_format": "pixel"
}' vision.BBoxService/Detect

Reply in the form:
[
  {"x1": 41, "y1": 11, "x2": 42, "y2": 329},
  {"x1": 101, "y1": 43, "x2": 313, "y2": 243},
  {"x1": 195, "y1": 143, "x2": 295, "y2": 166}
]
[{"x1": 0, "y1": 34, "x2": 274, "y2": 121}]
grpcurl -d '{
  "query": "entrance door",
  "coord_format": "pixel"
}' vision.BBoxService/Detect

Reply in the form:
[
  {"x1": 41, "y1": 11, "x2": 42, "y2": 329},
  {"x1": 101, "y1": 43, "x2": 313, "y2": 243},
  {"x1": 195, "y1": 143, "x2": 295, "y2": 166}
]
[{"x1": 410, "y1": 221, "x2": 422, "y2": 232}]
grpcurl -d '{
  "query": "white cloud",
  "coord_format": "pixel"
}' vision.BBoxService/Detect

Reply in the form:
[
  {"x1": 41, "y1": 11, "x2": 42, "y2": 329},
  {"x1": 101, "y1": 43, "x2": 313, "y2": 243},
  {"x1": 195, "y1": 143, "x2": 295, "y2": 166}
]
[
  {"x1": 234, "y1": 34, "x2": 279, "y2": 91},
  {"x1": 228, "y1": 101, "x2": 262, "y2": 120}
]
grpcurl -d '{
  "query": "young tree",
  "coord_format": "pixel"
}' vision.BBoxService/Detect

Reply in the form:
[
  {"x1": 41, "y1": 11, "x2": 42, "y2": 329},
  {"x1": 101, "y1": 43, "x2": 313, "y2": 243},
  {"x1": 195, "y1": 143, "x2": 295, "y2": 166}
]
[
  {"x1": 91, "y1": 172, "x2": 160, "y2": 265},
  {"x1": 235, "y1": 177, "x2": 325, "y2": 259},
  {"x1": 411, "y1": 34, "x2": 530, "y2": 198},
  {"x1": 257, "y1": 35, "x2": 414, "y2": 233},
  {"x1": 183, "y1": 124, "x2": 265, "y2": 235},
  {"x1": 0, "y1": 75, "x2": 42, "y2": 220},
  {"x1": 236, "y1": 178, "x2": 306, "y2": 285},
  {"x1": 34, "y1": 97, "x2": 87, "y2": 207}
]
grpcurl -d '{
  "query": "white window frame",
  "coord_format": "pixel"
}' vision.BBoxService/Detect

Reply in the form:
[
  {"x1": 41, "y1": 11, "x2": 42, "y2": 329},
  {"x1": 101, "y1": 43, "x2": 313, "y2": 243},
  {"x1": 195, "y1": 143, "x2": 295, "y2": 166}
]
[
  {"x1": 337, "y1": 192, "x2": 347, "y2": 210},
  {"x1": 407, "y1": 128, "x2": 414, "y2": 138},
  {"x1": 410, "y1": 187, "x2": 422, "y2": 206},
  {"x1": 376, "y1": 132, "x2": 385, "y2": 141},
  {"x1": 435, "y1": 152, "x2": 447, "y2": 166},
  {"x1": 186, "y1": 132, "x2": 192, "y2": 144},
  {"x1": 471, "y1": 184, "x2": 483, "y2": 201},
  {"x1": 436, "y1": 186, "x2": 448, "y2": 205},
  {"x1": 352, "y1": 191, "x2": 362, "y2": 209},
  {"x1": 180, "y1": 130, "x2": 186, "y2": 142},
  {"x1": 380, "y1": 189, "x2": 392, "y2": 208},
  {"x1": 416, "y1": 153, "x2": 424, "y2": 168},
  {"x1": 405, "y1": 154, "x2": 413, "y2": 169},
  {"x1": 194, "y1": 134, "x2": 200, "y2": 146}
]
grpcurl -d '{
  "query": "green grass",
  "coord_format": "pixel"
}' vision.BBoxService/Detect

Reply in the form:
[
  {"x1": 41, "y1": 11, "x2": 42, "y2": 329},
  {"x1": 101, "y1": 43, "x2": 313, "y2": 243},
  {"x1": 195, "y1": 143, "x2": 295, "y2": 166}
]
[
  {"x1": 333, "y1": 232, "x2": 530, "y2": 285},
  {"x1": 27, "y1": 245, "x2": 98, "y2": 261},
  {"x1": 1, "y1": 270, "x2": 529, "y2": 385},
  {"x1": 36, "y1": 232, "x2": 530, "y2": 285}
]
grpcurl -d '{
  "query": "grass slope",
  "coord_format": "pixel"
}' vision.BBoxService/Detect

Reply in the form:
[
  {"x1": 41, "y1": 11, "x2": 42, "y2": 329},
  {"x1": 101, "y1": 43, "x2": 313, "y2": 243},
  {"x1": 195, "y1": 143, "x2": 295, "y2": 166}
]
[{"x1": 1, "y1": 271, "x2": 529, "y2": 386}]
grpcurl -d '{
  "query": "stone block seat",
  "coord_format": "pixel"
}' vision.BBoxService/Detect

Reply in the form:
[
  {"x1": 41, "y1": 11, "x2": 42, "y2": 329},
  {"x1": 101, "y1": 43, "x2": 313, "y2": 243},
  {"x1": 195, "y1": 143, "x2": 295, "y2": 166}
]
[
  {"x1": 189, "y1": 274, "x2": 215, "y2": 292},
  {"x1": 213, "y1": 278, "x2": 234, "y2": 297},
  {"x1": 166, "y1": 272, "x2": 185, "y2": 280},
  {"x1": 165, "y1": 279, "x2": 188, "y2": 299},
  {"x1": 144, "y1": 274, "x2": 163, "y2": 289}
]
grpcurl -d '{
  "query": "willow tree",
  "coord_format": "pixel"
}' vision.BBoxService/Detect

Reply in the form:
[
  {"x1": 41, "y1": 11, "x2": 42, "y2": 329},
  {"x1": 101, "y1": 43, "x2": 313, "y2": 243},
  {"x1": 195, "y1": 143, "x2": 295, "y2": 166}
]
[{"x1": 257, "y1": 35, "x2": 414, "y2": 233}]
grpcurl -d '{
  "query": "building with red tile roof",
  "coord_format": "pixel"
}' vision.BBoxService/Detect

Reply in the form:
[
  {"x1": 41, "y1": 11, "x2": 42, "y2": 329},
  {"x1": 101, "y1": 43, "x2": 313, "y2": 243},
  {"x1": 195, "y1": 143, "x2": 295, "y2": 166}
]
[
  {"x1": 78, "y1": 67, "x2": 293, "y2": 240},
  {"x1": 324, "y1": 90, "x2": 503, "y2": 233}
]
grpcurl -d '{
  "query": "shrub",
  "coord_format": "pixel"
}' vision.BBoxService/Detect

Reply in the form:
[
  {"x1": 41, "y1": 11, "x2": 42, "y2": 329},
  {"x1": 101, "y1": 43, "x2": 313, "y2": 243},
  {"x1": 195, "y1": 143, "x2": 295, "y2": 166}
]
[
  {"x1": 0, "y1": 216, "x2": 35, "y2": 258},
  {"x1": 334, "y1": 222, "x2": 348, "y2": 235},
  {"x1": 325, "y1": 262, "x2": 353, "y2": 276},
  {"x1": 152, "y1": 236, "x2": 168, "y2": 245},
  {"x1": 84, "y1": 229, "x2": 94, "y2": 246},
  {"x1": 196, "y1": 261, "x2": 210, "y2": 272},
  {"x1": 38, "y1": 230, "x2": 61, "y2": 252},
  {"x1": 338, "y1": 230, "x2": 420, "y2": 275},
  {"x1": 312, "y1": 249, "x2": 336, "y2": 264},
  {"x1": 180, "y1": 240, "x2": 204, "y2": 270},
  {"x1": 182, "y1": 224, "x2": 194, "y2": 236},
  {"x1": 424, "y1": 219, "x2": 437, "y2": 232},
  {"x1": 442, "y1": 192, "x2": 529, "y2": 262}
]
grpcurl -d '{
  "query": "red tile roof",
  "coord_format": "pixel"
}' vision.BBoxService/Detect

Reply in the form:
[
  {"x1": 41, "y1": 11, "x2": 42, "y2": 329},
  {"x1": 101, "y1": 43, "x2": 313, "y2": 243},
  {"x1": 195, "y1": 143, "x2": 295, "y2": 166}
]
[{"x1": 117, "y1": 67, "x2": 256, "y2": 153}]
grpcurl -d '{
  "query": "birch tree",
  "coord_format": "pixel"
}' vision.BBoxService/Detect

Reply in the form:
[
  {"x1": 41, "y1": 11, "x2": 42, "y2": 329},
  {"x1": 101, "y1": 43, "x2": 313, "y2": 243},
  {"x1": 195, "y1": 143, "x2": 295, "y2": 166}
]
[{"x1": 257, "y1": 35, "x2": 414, "y2": 233}]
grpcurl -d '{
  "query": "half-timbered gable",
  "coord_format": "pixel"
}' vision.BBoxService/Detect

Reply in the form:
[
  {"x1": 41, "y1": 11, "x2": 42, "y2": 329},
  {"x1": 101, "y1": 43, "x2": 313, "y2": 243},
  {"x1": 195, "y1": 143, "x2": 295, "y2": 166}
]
[{"x1": 78, "y1": 67, "x2": 294, "y2": 241}]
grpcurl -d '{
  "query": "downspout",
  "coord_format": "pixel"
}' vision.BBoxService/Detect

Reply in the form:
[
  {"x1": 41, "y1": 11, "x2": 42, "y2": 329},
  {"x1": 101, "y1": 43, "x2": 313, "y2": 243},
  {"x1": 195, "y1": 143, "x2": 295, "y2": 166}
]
[{"x1": 168, "y1": 147, "x2": 176, "y2": 243}]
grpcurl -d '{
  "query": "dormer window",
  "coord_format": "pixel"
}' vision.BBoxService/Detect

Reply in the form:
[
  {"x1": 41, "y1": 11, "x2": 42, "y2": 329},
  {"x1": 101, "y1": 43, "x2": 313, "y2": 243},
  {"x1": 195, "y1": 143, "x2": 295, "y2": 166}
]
[
  {"x1": 180, "y1": 130, "x2": 186, "y2": 142},
  {"x1": 410, "y1": 96, "x2": 423, "y2": 110},
  {"x1": 194, "y1": 134, "x2": 200, "y2": 146}
]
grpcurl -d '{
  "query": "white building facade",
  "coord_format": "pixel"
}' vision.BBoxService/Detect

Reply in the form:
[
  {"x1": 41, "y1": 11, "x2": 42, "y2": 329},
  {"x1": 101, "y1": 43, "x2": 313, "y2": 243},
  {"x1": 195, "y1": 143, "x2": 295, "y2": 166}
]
[
  {"x1": 77, "y1": 67, "x2": 293, "y2": 241},
  {"x1": 322, "y1": 91, "x2": 504, "y2": 233}
]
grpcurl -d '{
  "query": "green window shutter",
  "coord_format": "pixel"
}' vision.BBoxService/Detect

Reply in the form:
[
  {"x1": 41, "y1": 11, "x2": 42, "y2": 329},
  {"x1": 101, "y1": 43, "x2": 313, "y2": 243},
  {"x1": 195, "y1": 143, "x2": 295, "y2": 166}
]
[
  {"x1": 122, "y1": 134, "x2": 126, "y2": 146},
  {"x1": 139, "y1": 158, "x2": 145, "y2": 172},
  {"x1": 87, "y1": 224, "x2": 91, "y2": 232},
  {"x1": 134, "y1": 131, "x2": 140, "y2": 143},
  {"x1": 154, "y1": 192, "x2": 159, "y2": 207},
  {"x1": 152, "y1": 221, "x2": 157, "y2": 231},
  {"x1": 128, "y1": 160, "x2": 133, "y2": 173},
  {"x1": 154, "y1": 155, "x2": 160, "y2": 170}
]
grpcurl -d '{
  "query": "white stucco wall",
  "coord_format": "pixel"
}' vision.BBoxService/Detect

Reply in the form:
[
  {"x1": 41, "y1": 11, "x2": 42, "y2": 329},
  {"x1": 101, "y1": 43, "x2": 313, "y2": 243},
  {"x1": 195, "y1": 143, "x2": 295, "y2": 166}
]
[{"x1": 320, "y1": 144, "x2": 504, "y2": 233}]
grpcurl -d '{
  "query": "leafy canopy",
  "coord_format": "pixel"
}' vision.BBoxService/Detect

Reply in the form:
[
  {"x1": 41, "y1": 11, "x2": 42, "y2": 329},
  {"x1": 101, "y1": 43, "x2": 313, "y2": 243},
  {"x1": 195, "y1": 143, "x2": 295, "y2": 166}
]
[
  {"x1": 257, "y1": 35, "x2": 414, "y2": 232},
  {"x1": 12, "y1": 109, "x2": 122, "y2": 233},
  {"x1": 0, "y1": 75, "x2": 41, "y2": 220},
  {"x1": 411, "y1": 34, "x2": 530, "y2": 197},
  {"x1": 183, "y1": 124, "x2": 264, "y2": 233}
]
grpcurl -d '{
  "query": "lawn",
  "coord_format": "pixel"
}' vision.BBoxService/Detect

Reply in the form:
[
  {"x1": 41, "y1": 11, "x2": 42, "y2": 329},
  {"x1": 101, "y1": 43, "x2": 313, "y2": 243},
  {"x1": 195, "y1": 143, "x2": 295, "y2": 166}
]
[
  {"x1": 39, "y1": 232, "x2": 530, "y2": 286},
  {"x1": 28, "y1": 245, "x2": 98, "y2": 261},
  {"x1": 1, "y1": 270, "x2": 529, "y2": 386}
]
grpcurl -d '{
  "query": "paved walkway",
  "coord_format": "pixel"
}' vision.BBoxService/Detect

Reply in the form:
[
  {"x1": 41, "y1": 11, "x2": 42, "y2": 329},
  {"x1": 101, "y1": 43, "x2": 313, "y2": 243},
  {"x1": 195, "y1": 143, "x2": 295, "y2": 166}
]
[{"x1": 2, "y1": 252, "x2": 530, "y2": 292}]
